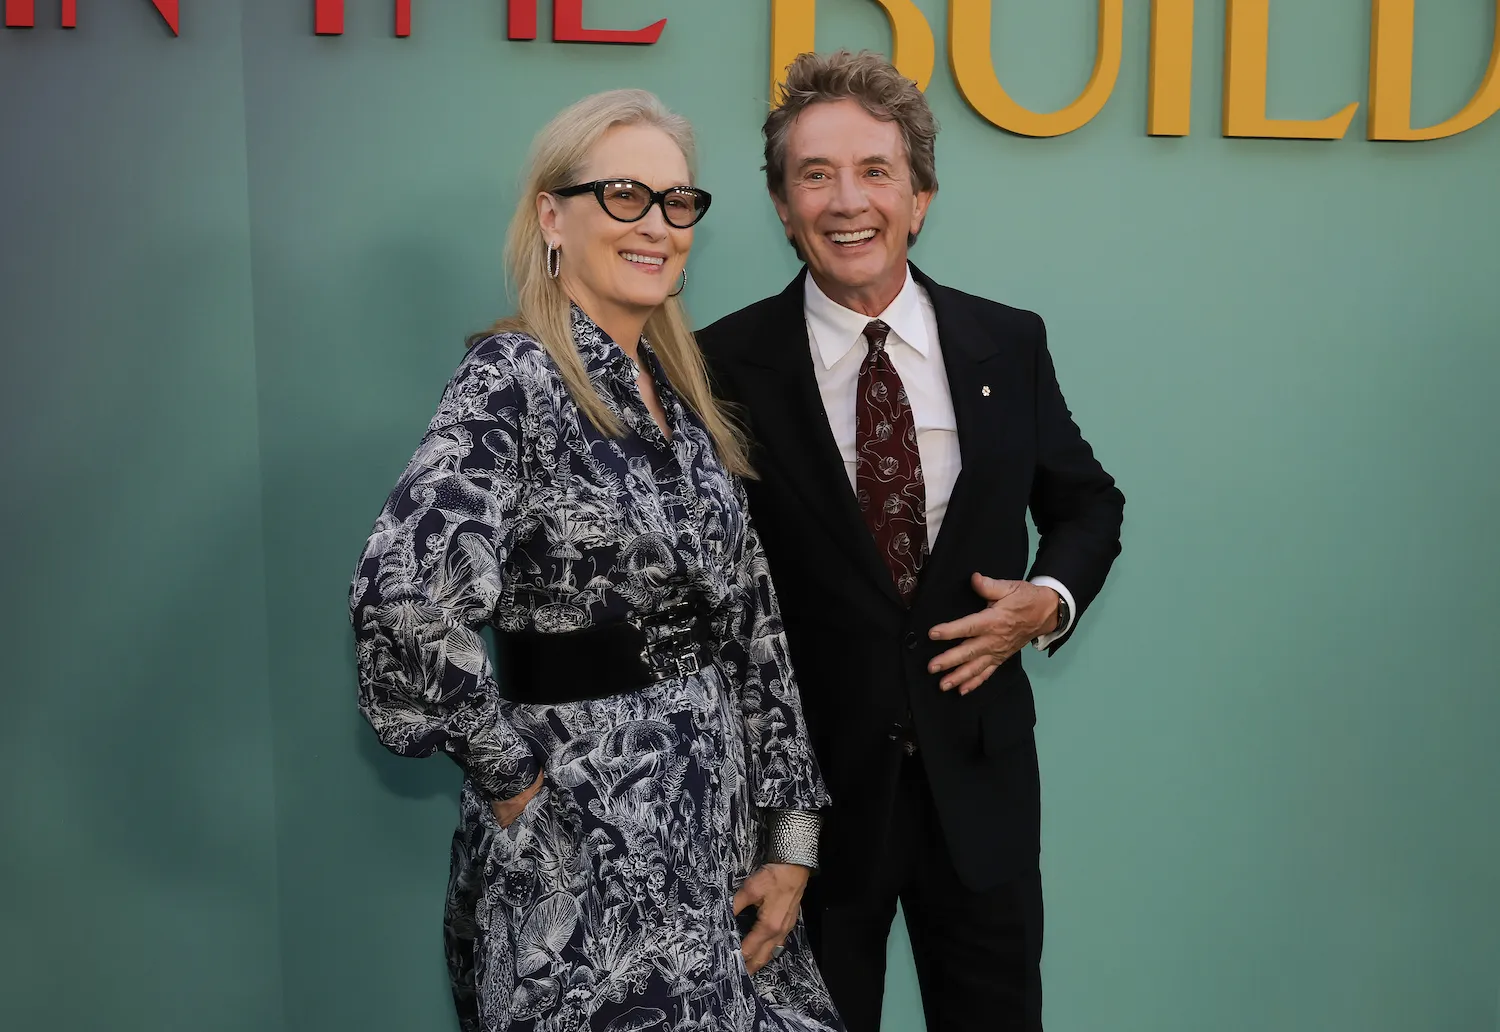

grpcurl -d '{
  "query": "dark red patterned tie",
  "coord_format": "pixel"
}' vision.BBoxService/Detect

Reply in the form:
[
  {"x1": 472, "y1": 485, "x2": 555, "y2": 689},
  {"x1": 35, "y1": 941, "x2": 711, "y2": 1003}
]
[{"x1": 855, "y1": 320, "x2": 927, "y2": 603}]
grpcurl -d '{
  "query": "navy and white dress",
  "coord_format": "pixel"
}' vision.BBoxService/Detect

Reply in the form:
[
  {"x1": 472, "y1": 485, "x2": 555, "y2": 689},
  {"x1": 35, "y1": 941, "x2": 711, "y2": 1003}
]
[{"x1": 350, "y1": 306, "x2": 843, "y2": 1032}]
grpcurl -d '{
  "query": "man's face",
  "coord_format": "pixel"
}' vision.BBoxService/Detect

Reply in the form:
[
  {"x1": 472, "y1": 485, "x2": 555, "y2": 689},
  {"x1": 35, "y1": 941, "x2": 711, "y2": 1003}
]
[{"x1": 772, "y1": 99, "x2": 933, "y2": 312}]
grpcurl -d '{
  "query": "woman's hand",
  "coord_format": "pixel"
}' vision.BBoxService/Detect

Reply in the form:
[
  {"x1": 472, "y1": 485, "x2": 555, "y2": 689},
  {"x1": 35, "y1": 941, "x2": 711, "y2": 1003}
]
[
  {"x1": 489, "y1": 770, "x2": 544, "y2": 827},
  {"x1": 734, "y1": 862, "x2": 811, "y2": 974}
]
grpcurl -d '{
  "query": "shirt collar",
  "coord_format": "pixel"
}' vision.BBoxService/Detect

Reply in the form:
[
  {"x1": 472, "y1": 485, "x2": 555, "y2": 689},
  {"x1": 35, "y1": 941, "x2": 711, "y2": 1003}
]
[
  {"x1": 804, "y1": 264, "x2": 930, "y2": 370},
  {"x1": 571, "y1": 303, "x2": 620, "y2": 372},
  {"x1": 569, "y1": 301, "x2": 684, "y2": 420},
  {"x1": 570, "y1": 302, "x2": 647, "y2": 387}
]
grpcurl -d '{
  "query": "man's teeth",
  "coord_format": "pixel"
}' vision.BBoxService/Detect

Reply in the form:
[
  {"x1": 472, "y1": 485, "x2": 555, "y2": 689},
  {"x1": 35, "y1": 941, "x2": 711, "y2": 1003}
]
[
  {"x1": 622, "y1": 252, "x2": 665, "y2": 266},
  {"x1": 830, "y1": 229, "x2": 877, "y2": 244}
]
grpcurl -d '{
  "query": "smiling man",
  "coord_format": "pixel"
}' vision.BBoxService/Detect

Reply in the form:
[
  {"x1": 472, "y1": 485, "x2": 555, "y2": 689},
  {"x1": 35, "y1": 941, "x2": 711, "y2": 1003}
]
[{"x1": 697, "y1": 51, "x2": 1126, "y2": 1032}]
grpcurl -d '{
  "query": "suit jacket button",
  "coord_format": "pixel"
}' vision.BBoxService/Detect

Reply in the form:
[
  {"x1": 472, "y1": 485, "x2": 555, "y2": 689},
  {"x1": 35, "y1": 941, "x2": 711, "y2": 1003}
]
[{"x1": 904, "y1": 632, "x2": 917, "y2": 649}]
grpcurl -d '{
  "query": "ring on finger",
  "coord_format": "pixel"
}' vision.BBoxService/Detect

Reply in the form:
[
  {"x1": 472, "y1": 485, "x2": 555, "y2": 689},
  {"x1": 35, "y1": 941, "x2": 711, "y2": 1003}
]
[{"x1": 771, "y1": 944, "x2": 786, "y2": 960}]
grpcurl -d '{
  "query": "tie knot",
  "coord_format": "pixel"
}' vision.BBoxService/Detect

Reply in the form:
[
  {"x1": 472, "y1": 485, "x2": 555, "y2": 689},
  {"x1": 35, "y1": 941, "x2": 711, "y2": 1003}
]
[{"x1": 862, "y1": 319, "x2": 891, "y2": 352}]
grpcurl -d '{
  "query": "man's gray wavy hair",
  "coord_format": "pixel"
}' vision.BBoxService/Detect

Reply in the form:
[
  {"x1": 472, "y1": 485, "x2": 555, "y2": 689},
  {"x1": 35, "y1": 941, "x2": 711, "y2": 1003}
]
[{"x1": 762, "y1": 49, "x2": 940, "y2": 204}]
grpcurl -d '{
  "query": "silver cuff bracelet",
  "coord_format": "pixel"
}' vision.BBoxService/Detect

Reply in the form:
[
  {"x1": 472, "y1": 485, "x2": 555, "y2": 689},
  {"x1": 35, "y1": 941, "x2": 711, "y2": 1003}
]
[{"x1": 765, "y1": 808, "x2": 822, "y2": 869}]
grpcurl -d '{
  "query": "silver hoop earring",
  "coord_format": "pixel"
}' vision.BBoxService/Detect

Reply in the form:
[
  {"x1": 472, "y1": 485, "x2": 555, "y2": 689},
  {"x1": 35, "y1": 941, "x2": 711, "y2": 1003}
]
[
  {"x1": 546, "y1": 243, "x2": 561, "y2": 279},
  {"x1": 669, "y1": 267, "x2": 687, "y2": 297}
]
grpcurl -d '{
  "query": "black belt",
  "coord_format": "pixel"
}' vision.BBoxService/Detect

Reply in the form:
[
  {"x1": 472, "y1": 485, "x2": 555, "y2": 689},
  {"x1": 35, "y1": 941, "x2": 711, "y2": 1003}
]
[{"x1": 495, "y1": 600, "x2": 717, "y2": 706}]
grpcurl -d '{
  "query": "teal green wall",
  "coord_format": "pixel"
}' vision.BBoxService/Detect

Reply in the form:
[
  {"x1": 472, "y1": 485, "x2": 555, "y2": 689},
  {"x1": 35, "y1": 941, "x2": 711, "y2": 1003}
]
[
  {"x1": 3, "y1": 2, "x2": 1497, "y2": 1030},
  {"x1": 0, "y1": 3, "x2": 283, "y2": 1030}
]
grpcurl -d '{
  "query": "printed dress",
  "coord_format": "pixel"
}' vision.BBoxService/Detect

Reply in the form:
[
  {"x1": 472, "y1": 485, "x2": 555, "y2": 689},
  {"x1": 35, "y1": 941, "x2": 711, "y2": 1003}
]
[{"x1": 350, "y1": 306, "x2": 843, "y2": 1032}]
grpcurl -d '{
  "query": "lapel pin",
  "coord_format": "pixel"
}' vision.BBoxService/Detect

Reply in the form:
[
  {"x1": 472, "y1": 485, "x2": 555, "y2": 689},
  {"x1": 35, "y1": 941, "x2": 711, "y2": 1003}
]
[{"x1": 981, "y1": 385, "x2": 991, "y2": 397}]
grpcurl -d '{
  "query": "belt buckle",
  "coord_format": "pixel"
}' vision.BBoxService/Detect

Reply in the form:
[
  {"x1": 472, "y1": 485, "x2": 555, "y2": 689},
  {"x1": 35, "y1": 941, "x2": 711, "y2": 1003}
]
[
  {"x1": 638, "y1": 601, "x2": 709, "y2": 681},
  {"x1": 642, "y1": 648, "x2": 666, "y2": 681},
  {"x1": 640, "y1": 644, "x2": 701, "y2": 680}
]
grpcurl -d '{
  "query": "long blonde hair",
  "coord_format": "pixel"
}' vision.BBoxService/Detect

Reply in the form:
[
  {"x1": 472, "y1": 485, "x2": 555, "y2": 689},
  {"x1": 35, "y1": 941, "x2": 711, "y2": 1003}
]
[{"x1": 485, "y1": 89, "x2": 753, "y2": 478}]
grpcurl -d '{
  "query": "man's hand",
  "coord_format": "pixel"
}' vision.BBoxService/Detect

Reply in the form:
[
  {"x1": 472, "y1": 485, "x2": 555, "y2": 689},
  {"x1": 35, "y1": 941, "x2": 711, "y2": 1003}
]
[
  {"x1": 489, "y1": 770, "x2": 544, "y2": 828},
  {"x1": 926, "y1": 574, "x2": 1059, "y2": 695},
  {"x1": 733, "y1": 863, "x2": 810, "y2": 974}
]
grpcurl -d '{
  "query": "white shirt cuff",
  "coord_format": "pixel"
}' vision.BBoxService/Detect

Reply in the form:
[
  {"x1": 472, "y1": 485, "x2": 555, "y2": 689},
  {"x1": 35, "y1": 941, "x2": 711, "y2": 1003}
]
[{"x1": 1029, "y1": 576, "x2": 1075, "y2": 652}]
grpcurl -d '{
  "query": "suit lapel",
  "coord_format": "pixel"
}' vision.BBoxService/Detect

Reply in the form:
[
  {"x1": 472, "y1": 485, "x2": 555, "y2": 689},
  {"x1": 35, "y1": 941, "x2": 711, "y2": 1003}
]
[
  {"x1": 738, "y1": 271, "x2": 904, "y2": 607},
  {"x1": 909, "y1": 265, "x2": 1025, "y2": 605}
]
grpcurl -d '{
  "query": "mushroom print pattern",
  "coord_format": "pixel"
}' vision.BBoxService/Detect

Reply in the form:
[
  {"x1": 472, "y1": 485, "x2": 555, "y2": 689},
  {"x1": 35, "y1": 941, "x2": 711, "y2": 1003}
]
[{"x1": 350, "y1": 306, "x2": 843, "y2": 1032}]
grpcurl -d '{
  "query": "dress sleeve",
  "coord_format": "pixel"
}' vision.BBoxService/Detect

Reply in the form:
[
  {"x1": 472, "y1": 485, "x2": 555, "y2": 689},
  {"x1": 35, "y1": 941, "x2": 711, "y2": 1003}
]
[
  {"x1": 348, "y1": 345, "x2": 540, "y2": 800},
  {"x1": 719, "y1": 478, "x2": 832, "y2": 815}
]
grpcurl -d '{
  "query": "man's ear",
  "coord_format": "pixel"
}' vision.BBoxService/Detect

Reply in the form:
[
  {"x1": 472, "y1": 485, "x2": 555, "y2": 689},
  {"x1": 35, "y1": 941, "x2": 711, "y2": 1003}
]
[{"x1": 911, "y1": 186, "x2": 935, "y2": 237}]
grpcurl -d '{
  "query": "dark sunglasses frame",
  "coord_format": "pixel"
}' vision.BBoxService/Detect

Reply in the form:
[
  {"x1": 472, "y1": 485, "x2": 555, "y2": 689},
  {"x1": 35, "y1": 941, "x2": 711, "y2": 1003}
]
[{"x1": 553, "y1": 179, "x2": 712, "y2": 228}]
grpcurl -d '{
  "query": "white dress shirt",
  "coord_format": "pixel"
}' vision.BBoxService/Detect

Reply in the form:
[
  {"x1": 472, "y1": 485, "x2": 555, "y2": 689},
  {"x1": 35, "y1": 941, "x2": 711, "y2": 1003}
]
[{"x1": 803, "y1": 267, "x2": 1075, "y2": 651}]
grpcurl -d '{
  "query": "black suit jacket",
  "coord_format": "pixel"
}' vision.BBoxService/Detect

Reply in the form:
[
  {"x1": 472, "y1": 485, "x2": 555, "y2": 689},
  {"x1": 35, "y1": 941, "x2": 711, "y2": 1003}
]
[{"x1": 697, "y1": 265, "x2": 1124, "y2": 893}]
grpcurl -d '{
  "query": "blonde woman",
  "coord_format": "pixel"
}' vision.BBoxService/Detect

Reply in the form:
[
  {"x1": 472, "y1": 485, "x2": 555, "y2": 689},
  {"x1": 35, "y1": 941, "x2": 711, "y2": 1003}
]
[{"x1": 349, "y1": 90, "x2": 844, "y2": 1032}]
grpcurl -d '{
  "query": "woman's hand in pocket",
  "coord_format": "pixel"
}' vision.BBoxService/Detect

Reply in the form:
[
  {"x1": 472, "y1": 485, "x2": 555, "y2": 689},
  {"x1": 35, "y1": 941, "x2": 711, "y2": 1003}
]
[{"x1": 490, "y1": 771, "x2": 544, "y2": 828}]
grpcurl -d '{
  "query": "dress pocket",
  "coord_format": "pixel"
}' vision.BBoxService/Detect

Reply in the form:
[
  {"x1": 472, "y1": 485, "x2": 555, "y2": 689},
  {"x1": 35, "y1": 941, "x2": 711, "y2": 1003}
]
[{"x1": 481, "y1": 776, "x2": 552, "y2": 867}]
